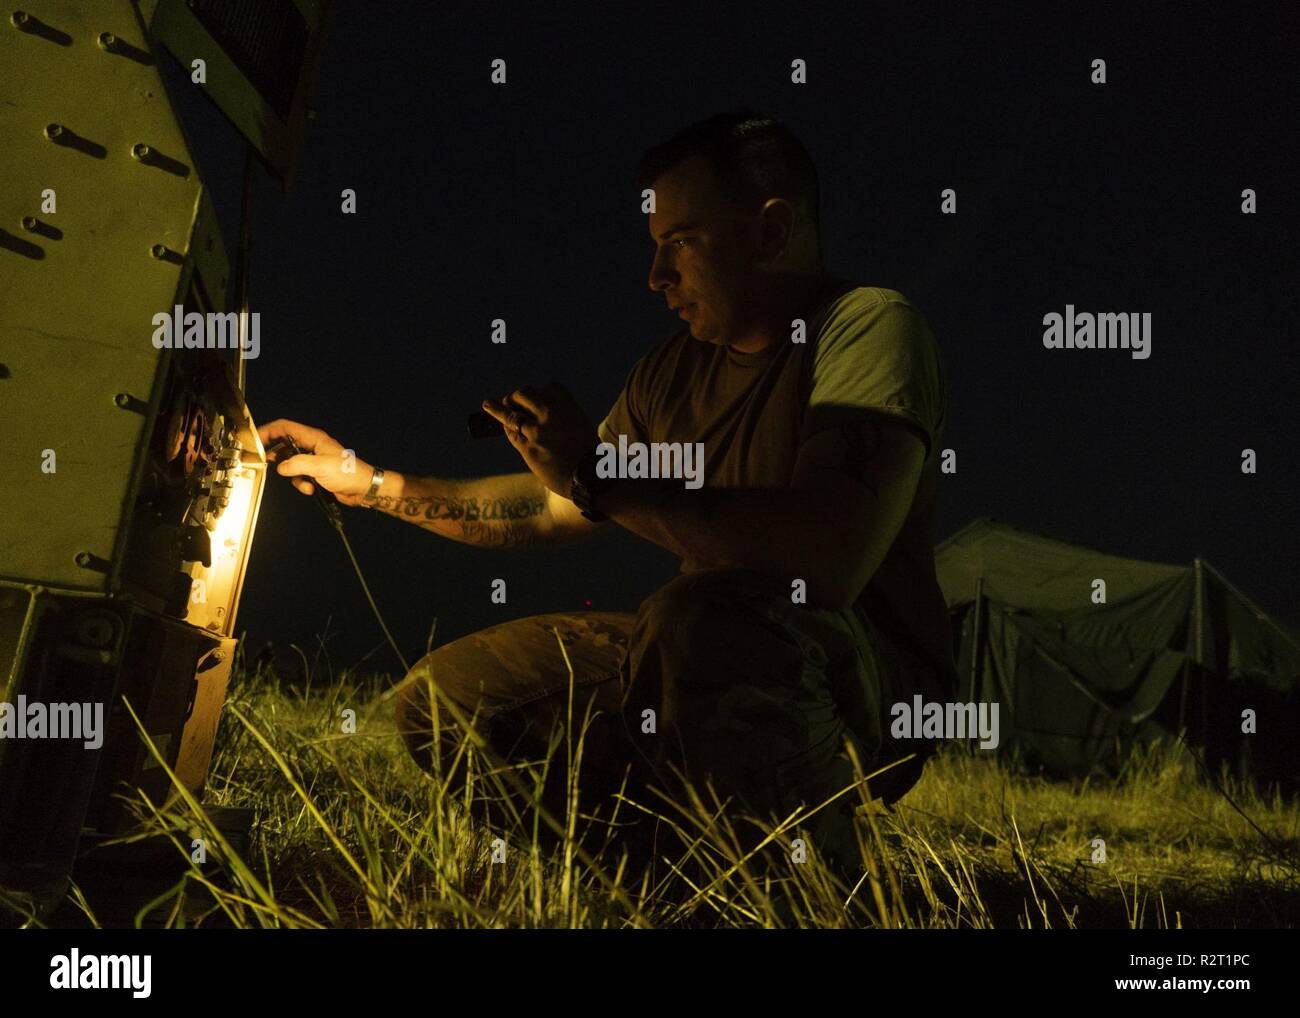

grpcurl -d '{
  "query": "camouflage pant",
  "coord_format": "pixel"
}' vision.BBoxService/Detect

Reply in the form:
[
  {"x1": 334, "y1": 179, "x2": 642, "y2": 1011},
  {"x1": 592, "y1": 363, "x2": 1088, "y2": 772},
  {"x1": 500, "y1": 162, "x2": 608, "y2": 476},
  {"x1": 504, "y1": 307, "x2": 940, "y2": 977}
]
[{"x1": 393, "y1": 568, "x2": 945, "y2": 875}]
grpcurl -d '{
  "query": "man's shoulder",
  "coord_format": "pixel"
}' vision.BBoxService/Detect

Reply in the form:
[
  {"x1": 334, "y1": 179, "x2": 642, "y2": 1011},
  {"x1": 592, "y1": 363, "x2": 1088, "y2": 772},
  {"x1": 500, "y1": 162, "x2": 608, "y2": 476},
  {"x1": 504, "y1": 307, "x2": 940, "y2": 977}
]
[
  {"x1": 821, "y1": 283, "x2": 924, "y2": 321},
  {"x1": 813, "y1": 284, "x2": 937, "y2": 351},
  {"x1": 803, "y1": 282, "x2": 947, "y2": 453}
]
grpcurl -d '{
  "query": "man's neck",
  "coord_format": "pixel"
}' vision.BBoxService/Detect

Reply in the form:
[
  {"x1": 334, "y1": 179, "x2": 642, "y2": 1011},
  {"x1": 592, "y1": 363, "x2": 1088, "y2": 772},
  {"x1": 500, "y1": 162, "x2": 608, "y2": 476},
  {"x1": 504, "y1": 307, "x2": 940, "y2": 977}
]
[{"x1": 726, "y1": 271, "x2": 838, "y2": 354}]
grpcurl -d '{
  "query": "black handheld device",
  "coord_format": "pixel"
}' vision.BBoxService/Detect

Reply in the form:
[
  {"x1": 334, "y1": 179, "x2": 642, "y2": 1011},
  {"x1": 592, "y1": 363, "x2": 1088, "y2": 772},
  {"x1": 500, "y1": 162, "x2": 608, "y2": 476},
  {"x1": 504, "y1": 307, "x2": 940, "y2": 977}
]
[
  {"x1": 467, "y1": 402, "x2": 537, "y2": 440},
  {"x1": 466, "y1": 410, "x2": 500, "y2": 439},
  {"x1": 266, "y1": 436, "x2": 342, "y2": 525}
]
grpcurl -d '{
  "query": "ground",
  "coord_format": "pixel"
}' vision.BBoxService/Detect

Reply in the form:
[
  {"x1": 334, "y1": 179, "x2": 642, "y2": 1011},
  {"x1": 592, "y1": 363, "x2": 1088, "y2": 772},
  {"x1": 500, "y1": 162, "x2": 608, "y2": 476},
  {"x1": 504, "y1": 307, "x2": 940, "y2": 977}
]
[{"x1": 50, "y1": 655, "x2": 1300, "y2": 929}]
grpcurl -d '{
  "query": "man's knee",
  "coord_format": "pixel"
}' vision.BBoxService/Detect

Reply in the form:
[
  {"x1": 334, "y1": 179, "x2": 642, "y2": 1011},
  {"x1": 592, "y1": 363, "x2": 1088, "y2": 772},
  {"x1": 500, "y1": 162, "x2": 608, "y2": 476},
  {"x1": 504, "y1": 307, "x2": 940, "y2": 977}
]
[
  {"x1": 393, "y1": 658, "x2": 437, "y2": 770},
  {"x1": 393, "y1": 654, "x2": 484, "y2": 779}
]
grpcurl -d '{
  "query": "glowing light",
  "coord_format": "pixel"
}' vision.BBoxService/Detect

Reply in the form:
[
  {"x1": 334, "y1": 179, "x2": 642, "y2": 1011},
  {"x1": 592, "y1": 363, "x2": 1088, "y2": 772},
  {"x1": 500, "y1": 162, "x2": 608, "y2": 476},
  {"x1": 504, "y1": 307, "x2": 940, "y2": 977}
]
[{"x1": 209, "y1": 468, "x2": 254, "y2": 570}]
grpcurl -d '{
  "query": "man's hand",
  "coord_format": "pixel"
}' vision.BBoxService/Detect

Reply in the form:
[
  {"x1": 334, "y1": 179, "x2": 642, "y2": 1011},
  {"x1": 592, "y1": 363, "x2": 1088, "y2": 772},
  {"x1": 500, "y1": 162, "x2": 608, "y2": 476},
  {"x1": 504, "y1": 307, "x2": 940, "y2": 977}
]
[
  {"x1": 481, "y1": 383, "x2": 596, "y2": 498},
  {"x1": 256, "y1": 418, "x2": 376, "y2": 507}
]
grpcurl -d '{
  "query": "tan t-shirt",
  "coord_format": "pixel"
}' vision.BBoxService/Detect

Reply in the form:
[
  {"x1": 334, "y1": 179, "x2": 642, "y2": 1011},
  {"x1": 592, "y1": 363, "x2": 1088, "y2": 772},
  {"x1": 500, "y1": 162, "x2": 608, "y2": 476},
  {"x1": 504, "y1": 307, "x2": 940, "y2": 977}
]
[{"x1": 598, "y1": 281, "x2": 954, "y2": 687}]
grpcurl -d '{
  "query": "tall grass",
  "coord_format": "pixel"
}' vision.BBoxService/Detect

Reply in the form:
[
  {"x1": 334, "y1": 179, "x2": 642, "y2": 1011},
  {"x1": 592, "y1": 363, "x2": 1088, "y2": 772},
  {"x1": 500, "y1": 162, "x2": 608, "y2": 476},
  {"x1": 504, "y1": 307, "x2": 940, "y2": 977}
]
[{"x1": 48, "y1": 645, "x2": 1300, "y2": 930}]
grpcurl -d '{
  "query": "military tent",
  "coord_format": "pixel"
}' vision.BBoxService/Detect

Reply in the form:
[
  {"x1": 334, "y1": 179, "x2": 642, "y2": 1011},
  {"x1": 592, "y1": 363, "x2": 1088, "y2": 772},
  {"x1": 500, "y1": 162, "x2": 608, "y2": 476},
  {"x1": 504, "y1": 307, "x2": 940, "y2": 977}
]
[{"x1": 935, "y1": 517, "x2": 1300, "y2": 790}]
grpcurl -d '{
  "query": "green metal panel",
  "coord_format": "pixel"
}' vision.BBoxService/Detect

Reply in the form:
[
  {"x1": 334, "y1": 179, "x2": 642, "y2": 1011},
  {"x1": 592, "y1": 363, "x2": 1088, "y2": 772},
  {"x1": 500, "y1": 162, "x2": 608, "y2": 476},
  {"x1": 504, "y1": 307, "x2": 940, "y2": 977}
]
[
  {"x1": 0, "y1": 0, "x2": 209, "y2": 592},
  {"x1": 184, "y1": 185, "x2": 230, "y2": 312}
]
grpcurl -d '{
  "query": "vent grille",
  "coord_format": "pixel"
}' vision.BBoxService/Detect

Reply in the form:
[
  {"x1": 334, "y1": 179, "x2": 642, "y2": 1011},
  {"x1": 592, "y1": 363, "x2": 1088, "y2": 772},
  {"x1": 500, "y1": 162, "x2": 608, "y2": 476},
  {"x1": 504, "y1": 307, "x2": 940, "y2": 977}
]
[{"x1": 188, "y1": 0, "x2": 310, "y2": 121}]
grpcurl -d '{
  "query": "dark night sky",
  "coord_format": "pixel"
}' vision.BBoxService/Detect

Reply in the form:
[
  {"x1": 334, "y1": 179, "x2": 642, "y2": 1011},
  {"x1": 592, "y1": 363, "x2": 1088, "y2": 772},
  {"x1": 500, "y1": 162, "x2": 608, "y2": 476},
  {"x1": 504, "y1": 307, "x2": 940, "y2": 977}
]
[{"x1": 169, "y1": 2, "x2": 1298, "y2": 674}]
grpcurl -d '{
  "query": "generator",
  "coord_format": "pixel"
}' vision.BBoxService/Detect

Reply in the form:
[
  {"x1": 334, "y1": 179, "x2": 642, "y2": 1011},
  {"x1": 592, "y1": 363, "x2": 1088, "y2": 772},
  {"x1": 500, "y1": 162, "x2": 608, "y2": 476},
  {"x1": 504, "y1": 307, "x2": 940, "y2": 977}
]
[{"x1": 0, "y1": 0, "x2": 330, "y2": 918}]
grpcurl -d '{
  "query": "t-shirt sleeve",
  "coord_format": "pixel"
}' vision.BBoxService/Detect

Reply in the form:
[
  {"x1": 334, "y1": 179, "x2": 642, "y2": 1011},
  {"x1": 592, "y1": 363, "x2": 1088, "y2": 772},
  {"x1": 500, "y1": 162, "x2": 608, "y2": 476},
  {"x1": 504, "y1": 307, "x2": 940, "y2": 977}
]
[{"x1": 800, "y1": 294, "x2": 946, "y2": 459}]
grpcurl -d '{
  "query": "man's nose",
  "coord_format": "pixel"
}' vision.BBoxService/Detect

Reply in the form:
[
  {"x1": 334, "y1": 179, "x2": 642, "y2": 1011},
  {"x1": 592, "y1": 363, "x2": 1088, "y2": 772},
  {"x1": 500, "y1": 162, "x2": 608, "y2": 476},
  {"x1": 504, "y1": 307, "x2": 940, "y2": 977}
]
[{"x1": 647, "y1": 247, "x2": 678, "y2": 292}]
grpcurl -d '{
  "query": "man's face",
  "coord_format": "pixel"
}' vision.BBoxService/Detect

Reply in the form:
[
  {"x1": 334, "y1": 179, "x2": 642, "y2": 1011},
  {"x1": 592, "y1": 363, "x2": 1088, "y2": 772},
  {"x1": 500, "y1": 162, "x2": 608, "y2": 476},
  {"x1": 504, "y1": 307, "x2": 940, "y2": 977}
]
[{"x1": 646, "y1": 155, "x2": 764, "y2": 346}]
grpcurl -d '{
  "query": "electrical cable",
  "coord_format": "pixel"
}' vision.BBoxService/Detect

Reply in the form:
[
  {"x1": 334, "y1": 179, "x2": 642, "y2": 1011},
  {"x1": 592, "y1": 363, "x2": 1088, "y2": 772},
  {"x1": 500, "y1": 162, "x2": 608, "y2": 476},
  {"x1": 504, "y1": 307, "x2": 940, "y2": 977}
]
[
  {"x1": 270, "y1": 440, "x2": 411, "y2": 676},
  {"x1": 322, "y1": 506, "x2": 410, "y2": 675}
]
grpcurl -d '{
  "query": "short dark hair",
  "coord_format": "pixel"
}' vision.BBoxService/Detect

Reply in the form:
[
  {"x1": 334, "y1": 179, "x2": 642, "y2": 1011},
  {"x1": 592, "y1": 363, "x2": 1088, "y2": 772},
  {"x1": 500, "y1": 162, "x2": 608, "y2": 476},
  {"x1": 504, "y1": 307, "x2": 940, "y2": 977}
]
[{"x1": 636, "y1": 109, "x2": 821, "y2": 251}]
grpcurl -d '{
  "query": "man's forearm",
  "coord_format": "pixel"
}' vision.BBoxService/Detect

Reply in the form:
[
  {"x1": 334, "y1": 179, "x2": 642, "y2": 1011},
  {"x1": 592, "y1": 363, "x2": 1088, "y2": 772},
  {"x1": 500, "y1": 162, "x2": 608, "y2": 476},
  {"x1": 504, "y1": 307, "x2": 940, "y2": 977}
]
[
  {"x1": 360, "y1": 470, "x2": 551, "y2": 548},
  {"x1": 598, "y1": 480, "x2": 876, "y2": 608}
]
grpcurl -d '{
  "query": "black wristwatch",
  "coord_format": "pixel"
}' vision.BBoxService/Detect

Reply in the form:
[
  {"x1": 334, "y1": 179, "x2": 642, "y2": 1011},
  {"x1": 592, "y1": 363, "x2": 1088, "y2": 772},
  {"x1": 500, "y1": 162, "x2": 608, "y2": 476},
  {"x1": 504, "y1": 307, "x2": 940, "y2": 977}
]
[{"x1": 570, "y1": 446, "x2": 614, "y2": 522}]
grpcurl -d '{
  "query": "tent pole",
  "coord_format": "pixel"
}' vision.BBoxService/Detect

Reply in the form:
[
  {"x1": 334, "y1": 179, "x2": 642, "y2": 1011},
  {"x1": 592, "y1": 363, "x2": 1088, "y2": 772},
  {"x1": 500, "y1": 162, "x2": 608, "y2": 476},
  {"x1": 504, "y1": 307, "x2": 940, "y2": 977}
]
[
  {"x1": 969, "y1": 576, "x2": 984, "y2": 704},
  {"x1": 1194, "y1": 557, "x2": 1206, "y2": 748},
  {"x1": 1179, "y1": 560, "x2": 1195, "y2": 732},
  {"x1": 1202, "y1": 557, "x2": 1300, "y2": 654},
  {"x1": 1194, "y1": 557, "x2": 1205, "y2": 667}
]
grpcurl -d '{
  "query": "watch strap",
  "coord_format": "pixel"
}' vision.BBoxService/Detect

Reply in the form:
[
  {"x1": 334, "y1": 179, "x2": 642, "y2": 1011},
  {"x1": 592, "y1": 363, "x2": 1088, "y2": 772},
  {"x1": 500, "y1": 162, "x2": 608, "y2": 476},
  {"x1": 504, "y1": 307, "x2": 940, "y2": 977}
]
[{"x1": 571, "y1": 447, "x2": 610, "y2": 521}]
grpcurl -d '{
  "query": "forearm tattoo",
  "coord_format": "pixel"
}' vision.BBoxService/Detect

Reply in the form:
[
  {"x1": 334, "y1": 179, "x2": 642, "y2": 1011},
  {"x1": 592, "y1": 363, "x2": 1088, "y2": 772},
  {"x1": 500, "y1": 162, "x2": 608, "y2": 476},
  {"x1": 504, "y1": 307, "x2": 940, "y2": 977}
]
[{"x1": 362, "y1": 493, "x2": 547, "y2": 546}]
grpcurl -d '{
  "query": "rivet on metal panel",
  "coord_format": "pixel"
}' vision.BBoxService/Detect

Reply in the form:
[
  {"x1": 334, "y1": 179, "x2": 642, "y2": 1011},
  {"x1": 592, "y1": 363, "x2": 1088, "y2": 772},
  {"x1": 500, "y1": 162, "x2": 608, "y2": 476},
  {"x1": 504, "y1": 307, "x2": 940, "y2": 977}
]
[
  {"x1": 44, "y1": 124, "x2": 108, "y2": 158},
  {"x1": 74, "y1": 551, "x2": 110, "y2": 572},
  {"x1": 113, "y1": 392, "x2": 149, "y2": 415},
  {"x1": 131, "y1": 143, "x2": 190, "y2": 177},
  {"x1": 11, "y1": 11, "x2": 70, "y2": 44},
  {"x1": 19, "y1": 217, "x2": 60, "y2": 240},
  {"x1": 98, "y1": 31, "x2": 153, "y2": 65},
  {"x1": 151, "y1": 243, "x2": 183, "y2": 264}
]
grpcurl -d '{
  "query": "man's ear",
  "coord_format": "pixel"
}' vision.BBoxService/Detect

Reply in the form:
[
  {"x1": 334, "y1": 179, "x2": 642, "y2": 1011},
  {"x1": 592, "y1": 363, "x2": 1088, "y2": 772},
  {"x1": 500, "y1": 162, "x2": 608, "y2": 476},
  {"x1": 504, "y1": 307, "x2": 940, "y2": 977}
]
[{"x1": 757, "y1": 198, "x2": 797, "y2": 261}]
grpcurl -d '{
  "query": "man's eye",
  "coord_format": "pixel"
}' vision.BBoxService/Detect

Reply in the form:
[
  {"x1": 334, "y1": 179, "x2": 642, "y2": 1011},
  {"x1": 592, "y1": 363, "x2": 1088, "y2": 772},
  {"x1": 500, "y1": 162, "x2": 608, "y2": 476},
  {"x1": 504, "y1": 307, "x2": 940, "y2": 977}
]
[{"x1": 672, "y1": 237, "x2": 689, "y2": 249}]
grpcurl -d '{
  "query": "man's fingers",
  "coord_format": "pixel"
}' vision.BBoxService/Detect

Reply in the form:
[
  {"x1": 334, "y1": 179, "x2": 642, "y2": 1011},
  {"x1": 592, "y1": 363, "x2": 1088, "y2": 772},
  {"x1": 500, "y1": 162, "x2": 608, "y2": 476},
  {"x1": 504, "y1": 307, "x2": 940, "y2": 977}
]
[
  {"x1": 257, "y1": 418, "x2": 293, "y2": 449},
  {"x1": 275, "y1": 454, "x2": 306, "y2": 477},
  {"x1": 292, "y1": 477, "x2": 315, "y2": 496},
  {"x1": 264, "y1": 437, "x2": 297, "y2": 463},
  {"x1": 482, "y1": 398, "x2": 533, "y2": 437},
  {"x1": 275, "y1": 453, "x2": 330, "y2": 479},
  {"x1": 482, "y1": 398, "x2": 529, "y2": 422},
  {"x1": 256, "y1": 418, "x2": 340, "y2": 456},
  {"x1": 507, "y1": 388, "x2": 548, "y2": 419}
]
